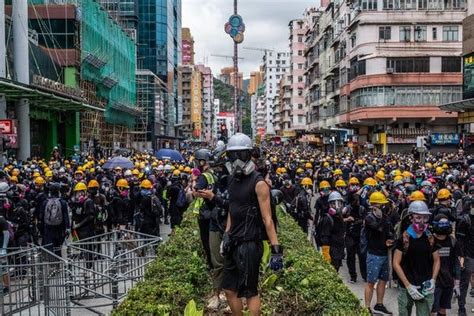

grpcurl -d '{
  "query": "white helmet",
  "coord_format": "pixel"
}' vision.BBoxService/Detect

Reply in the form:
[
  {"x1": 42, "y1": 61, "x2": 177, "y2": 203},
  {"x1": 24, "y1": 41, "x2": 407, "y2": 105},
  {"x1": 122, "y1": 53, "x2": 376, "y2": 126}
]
[
  {"x1": 0, "y1": 182, "x2": 9, "y2": 194},
  {"x1": 227, "y1": 133, "x2": 252, "y2": 151},
  {"x1": 124, "y1": 170, "x2": 132, "y2": 177},
  {"x1": 328, "y1": 191, "x2": 344, "y2": 202},
  {"x1": 164, "y1": 164, "x2": 172, "y2": 172},
  {"x1": 157, "y1": 165, "x2": 164, "y2": 171},
  {"x1": 408, "y1": 201, "x2": 430, "y2": 215}
]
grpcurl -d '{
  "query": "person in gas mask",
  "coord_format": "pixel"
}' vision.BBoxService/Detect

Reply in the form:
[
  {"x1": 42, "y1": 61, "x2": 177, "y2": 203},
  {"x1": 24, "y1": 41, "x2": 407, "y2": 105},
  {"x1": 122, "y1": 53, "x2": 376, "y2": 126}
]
[
  {"x1": 343, "y1": 193, "x2": 367, "y2": 283},
  {"x1": 431, "y1": 214, "x2": 462, "y2": 316},
  {"x1": 420, "y1": 180, "x2": 435, "y2": 208},
  {"x1": 393, "y1": 200, "x2": 440, "y2": 316},
  {"x1": 432, "y1": 189, "x2": 457, "y2": 223},
  {"x1": 317, "y1": 191, "x2": 345, "y2": 271},
  {"x1": 87, "y1": 180, "x2": 107, "y2": 234},
  {"x1": 363, "y1": 192, "x2": 394, "y2": 315},
  {"x1": 192, "y1": 148, "x2": 216, "y2": 269},
  {"x1": 221, "y1": 133, "x2": 281, "y2": 316},
  {"x1": 110, "y1": 179, "x2": 132, "y2": 229},
  {"x1": 137, "y1": 179, "x2": 161, "y2": 236},
  {"x1": 294, "y1": 177, "x2": 313, "y2": 234},
  {"x1": 280, "y1": 175, "x2": 298, "y2": 216},
  {"x1": 71, "y1": 182, "x2": 96, "y2": 241},
  {"x1": 313, "y1": 180, "x2": 332, "y2": 247}
]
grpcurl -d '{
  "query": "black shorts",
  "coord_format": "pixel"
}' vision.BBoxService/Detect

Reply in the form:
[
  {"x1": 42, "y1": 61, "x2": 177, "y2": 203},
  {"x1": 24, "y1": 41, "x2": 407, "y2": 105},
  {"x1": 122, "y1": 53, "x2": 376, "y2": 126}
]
[
  {"x1": 221, "y1": 241, "x2": 263, "y2": 298},
  {"x1": 432, "y1": 287, "x2": 453, "y2": 312}
]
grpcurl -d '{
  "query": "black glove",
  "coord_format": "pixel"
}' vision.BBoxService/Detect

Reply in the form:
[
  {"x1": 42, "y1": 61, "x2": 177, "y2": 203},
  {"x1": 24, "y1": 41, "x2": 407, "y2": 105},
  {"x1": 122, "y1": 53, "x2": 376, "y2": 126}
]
[
  {"x1": 220, "y1": 232, "x2": 231, "y2": 256},
  {"x1": 269, "y1": 245, "x2": 284, "y2": 272}
]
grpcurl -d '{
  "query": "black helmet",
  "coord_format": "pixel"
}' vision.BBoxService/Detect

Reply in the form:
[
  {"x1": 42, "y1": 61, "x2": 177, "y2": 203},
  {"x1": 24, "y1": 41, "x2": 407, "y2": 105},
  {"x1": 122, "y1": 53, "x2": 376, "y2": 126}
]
[
  {"x1": 194, "y1": 149, "x2": 212, "y2": 162},
  {"x1": 271, "y1": 189, "x2": 284, "y2": 205}
]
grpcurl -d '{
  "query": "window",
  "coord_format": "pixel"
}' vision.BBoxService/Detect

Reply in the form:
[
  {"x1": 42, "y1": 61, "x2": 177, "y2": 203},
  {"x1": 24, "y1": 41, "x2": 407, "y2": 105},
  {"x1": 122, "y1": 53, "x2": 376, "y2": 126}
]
[
  {"x1": 432, "y1": 27, "x2": 437, "y2": 40},
  {"x1": 298, "y1": 104, "x2": 303, "y2": 109},
  {"x1": 414, "y1": 25, "x2": 427, "y2": 42},
  {"x1": 415, "y1": 122, "x2": 422, "y2": 129},
  {"x1": 282, "y1": 60, "x2": 286, "y2": 64},
  {"x1": 443, "y1": 26, "x2": 459, "y2": 42},
  {"x1": 441, "y1": 57, "x2": 461, "y2": 72},
  {"x1": 400, "y1": 26, "x2": 411, "y2": 42},
  {"x1": 360, "y1": 0, "x2": 378, "y2": 10},
  {"x1": 383, "y1": 0, "x2": 395, "y2": 9},
  {"x1": 418, "y1": 0, "x2": 427, "y2": 9},
  {"x1": 298, "y1": 76, "x2": 303, "y2": 82},
  {"x1": 298, "y1": 116, "x2": 304, "y2": 124},
  {"x1": 379, "y1": 26, "x2": 391, "y2": 40},
  {"x1": 298, "y1": 63, "x2": 304, "y2": 69},
  {"x1": 403, "y1": 123, "x2": 410, "y2": 129},
  {"x1": 298, "y1": 36, "x2": 303, "y2": 42},
  {"x1": 398, "y1": 0, "x2": 417, "y2": 9},
  {"x1": 387, "y1": 57, "x2": 430, "y2": 73},
  {"x1": 351, "y1": 34, "x2": 357, "y2": 48},
  {"x1": 298, "y1": 50, "x2": 303, "y2": 56}
]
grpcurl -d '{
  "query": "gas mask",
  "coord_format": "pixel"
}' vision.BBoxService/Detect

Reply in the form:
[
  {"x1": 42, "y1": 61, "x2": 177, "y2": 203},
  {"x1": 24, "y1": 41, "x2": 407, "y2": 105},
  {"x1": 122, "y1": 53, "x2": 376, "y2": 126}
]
[
  {"x1": 1, "y1": 199, "x2": 11, "y2": 210},
  {"x1": 349, "y1": 185, "x2": 360, "y2": 193},
  {"x1": 432, "y1": 219, "x2": 452, "y2": 235},
  {"x1": 119, "y1": 188, "x2": 129, "y2": 198},
  {"x1": 328, "y1": 200, "x2": 343, "y2": 216},
  {"x1": 421, "y1": 186, "x2": 432, "y2": 195},
  {"x1": 89, "y1": 188, "x2": 98, "y2": 196},
  {"x1": 320, "y1": 188, "x2": 330, "y2": 197},
  {"x1": 225, "y1": 150, "x2": 255, "y2": 177},
  {"x1": 140, "y1": 189, "x2": 151, "y2": 196},
  {"x1": 76, "y1": 191, "x2": 86, "y2": 203},
  {"x1": 283, "y1": 179, "x2": 291, "y2": 187}
]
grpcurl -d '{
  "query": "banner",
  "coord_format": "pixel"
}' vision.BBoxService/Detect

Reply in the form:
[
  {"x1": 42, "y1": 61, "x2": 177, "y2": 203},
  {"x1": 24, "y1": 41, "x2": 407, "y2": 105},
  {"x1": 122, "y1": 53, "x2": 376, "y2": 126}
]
[{"x1": 430, "y1": 133, "x2": 459, "y2": 145}]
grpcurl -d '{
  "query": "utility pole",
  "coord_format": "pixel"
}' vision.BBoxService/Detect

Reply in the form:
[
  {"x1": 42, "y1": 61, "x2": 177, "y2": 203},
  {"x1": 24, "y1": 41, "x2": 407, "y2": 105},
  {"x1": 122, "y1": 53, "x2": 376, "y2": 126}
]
[{"x1": 0, "y1": 0, "x2": 6, "y2": 119}]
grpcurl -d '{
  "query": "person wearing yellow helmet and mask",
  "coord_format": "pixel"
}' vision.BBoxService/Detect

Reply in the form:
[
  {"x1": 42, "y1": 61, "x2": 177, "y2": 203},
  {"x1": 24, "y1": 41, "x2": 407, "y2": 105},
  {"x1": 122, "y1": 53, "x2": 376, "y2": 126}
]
[
  {"x1": 136, "y1": 179, "x2": 162, "y2": 237},
  {"x1": 111, "y1": 179, "x2": 132, "y2": 229},
  {"x1": 87, "y1": 179, "x2": 107, "y2": 234},
  {"x1": 313, "y1": 180, "x2": 332, "y2": 248},
  {"x1": 294, "y1": 178, "x2": 313, "y2": 233},
  {"x1": 363, "y1": 191, "x2": 394, "y2": 315}
]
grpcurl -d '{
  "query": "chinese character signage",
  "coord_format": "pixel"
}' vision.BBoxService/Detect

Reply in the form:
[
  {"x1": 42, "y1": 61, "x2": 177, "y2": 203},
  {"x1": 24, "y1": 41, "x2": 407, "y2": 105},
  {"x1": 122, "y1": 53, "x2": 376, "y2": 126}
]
[
  {"x1": 430, "y1": 133, "x2": 460, "y2": 145},
  {"x1": 464, "y1": 53, "x2": 474, "y2": 99}
]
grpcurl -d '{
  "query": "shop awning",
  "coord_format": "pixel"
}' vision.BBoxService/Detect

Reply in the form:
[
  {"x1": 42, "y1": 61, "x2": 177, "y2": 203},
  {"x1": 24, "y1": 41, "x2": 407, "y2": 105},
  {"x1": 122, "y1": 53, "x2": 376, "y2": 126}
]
[
  {"x1": 0, "y1": 78, "x2": 105, "y2": 112},
  {"x1": 440, "y1": 98, "x2": 474, "y2": 112}
]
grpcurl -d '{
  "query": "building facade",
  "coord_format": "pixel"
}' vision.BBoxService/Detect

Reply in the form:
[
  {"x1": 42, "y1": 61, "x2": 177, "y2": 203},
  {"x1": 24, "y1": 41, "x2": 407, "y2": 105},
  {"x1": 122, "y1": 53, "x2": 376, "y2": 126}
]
[
  {"x1": 262, "y1": 51, "x2": 290, "y2": 135},
  {"x1": 219, "y1": 66, "x2": 243, "y2": 90},
  {"x1": 138, "y1": 0, "x2": 181, "y2": 138},
  {"x1": 196, "y1": 65, "x2": 214, "y2": 142},
  {"x1": 305, "y1": 0, "x2": 465, "y2": 152},
  {"x1": 248, "y1": 69, "x2": 263, "y2": 95},
  {"x1": 182, "y1": 27, "x2": 195, "y2": 65}
]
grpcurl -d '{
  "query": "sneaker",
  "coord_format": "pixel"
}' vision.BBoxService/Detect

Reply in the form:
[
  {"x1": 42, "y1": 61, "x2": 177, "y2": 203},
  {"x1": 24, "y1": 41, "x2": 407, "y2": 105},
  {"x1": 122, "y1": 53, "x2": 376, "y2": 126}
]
[
  {"x1": 349, "y1": 277, "x2": 357, "y2": 284},
  {"x1": 373, "y1": 304, "x2": 392, "y2": 315},
  {"x1": 206, "y1": 295, "x2": 220, "y2": 310}
]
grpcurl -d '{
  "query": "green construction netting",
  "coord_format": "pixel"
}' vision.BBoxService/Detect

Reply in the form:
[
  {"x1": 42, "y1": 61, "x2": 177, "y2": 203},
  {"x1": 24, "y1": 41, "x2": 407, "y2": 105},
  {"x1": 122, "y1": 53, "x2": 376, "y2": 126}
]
[{"x1": 25, "y1": 0, "x2": 137, "y2": 127}]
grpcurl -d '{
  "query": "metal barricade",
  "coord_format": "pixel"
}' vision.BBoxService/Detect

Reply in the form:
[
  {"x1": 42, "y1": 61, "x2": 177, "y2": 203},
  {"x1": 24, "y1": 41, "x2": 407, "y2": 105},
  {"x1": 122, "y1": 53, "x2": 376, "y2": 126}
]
[{"x1": 0, "y1": 229, "x2": 161, "y2": 315}]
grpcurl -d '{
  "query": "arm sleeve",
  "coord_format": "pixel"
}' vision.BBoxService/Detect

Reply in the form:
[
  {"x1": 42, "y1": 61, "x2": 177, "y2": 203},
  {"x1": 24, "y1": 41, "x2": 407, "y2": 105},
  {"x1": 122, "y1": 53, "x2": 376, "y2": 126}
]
[{"x1": 212, "y1": 194, "x2": 229, "y2": 210}]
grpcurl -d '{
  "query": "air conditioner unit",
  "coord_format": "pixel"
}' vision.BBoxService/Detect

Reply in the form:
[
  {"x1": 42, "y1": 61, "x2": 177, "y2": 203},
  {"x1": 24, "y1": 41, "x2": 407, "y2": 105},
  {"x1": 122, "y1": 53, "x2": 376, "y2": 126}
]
[{"x1": 387, "y1": 68, "x2": 394, "y2": 74}]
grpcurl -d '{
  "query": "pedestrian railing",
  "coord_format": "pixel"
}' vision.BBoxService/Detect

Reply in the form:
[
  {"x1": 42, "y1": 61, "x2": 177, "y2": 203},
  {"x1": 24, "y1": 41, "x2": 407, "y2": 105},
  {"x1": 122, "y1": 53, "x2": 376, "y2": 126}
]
[{"x1": 0, "y1": 230, "x2": 161, "y2": 315}]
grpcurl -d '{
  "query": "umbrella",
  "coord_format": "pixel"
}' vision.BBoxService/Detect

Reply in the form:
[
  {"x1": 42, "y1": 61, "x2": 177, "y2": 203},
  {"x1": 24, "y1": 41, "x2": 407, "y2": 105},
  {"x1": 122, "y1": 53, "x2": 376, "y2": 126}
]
[
  {"x1": 155, "y1": 149, "x2": 184, "y2": 162},
  {"x1": 102, "y1": 156, "x2": 134, "y2": 169}
]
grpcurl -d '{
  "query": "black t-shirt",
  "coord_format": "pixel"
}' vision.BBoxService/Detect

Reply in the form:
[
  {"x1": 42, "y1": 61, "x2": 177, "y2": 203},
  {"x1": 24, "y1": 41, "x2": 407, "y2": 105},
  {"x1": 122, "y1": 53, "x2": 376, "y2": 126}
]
[
  {"x1": 395, "y1": 233, "x2": 440, "y2": 288},
  {"x1": 228, "y1": 171, "x2": 264, "y2": 242},
  {"x1": 435, "y1": 236, "x2": 461, "y2": 288},
  {"x1": 0, "y1": 215, "x2": 8, "y2": 247},
  {"x1": 365, "y1": 213, "x2": 392, "y2": 256}
]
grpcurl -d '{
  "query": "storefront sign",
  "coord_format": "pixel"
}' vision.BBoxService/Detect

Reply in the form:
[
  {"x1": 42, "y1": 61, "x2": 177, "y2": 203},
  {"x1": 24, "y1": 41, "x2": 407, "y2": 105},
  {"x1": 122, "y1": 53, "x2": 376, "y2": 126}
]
[
  {"x1": 32, "y1": 75, "x2": 83, "y2": 99},
  {"x1": 431, "y1": 133, "x2": 460, "y2": 145},
  {"x1": 387, "y1": 136, "x2": 417, "y2": 144},
  {"x1": 464, "y1": 53, "x2": 474, "y2": 99}
]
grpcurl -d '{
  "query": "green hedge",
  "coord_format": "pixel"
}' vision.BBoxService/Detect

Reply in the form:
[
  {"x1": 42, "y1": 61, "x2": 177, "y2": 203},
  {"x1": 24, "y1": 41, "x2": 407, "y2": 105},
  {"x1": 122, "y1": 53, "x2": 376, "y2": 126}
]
[{"x1": 114, "y1": 208, "x2": 367, "y2": 315}]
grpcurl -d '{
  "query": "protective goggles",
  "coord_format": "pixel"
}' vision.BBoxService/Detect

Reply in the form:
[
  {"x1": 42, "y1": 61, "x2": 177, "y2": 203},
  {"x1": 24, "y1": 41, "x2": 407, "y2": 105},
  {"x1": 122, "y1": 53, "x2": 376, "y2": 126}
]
[{"x1": 227, "y1": 150, "x2": 251, "y2": 163}]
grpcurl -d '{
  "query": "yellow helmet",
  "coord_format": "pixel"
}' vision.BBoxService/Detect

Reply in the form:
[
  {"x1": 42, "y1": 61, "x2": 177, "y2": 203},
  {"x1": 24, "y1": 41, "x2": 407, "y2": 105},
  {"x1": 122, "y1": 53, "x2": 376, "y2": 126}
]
[
  {"x1": 435, "y1": 167, "x2": 444, "y2": 176},
  {"x1": 334, "y1": 158, "x2": 340, "y2": 164},
  {"x1": 349, "y1": 177, "x2": 359, "y2": 185},
  {"x1": 296, "y1": 168, "x2": 304, "y2": 174},
  {"x1": 11, "y1": 169, "x2": 20, "y2": 177},
  {"x1": 301, "y1": 177, "x2": 313, "y2": 186},
  {"x1": 375, "y1": 170, "x2": 385, "y2": 181},
  {"x1": 178, "y1": 165, "x2": 185, "y2": 171},
  {"x1": 305, "y1": 162, "x2": 313, "y2": 169},
  {"x1": 132, "y1": 169, "x2": 140, "y2": 176},
  {"x1": 369, "y1": 192, "x2": 388, "y2": 205},
  {"x1": 45, "y1": 170, "x2": 53, "y2": 178},
  {"x1": 34, "y1": 177, "x2": 46, "y2": 186},
  {"x1": 393, "y1": 175, "x2": 403, "y2": 182},
  {"x1": 437, "y1": 188, "x2": 451, "y2": 200},
  {"x1": 323, "y1": 162, "x2": 330, "y2": 168},
  {"x1": 319, "y1": 180, "x2": 331, "y2": 189},
  {"x1": 393, "y1": 170, "x2": 402, "y2": 177},
  {"x1": 335, "y1": 179, "x2": 347, "y2": 187},
  {"x1": 425, "y1": 162, "x2": 433, "y2": 169},
  {"x1": 410, "y1": 190, "x2": 426, "y2": 201},
  {"x1": 184, "y1": 166, "x2": 191, "y2": 173},
  {"x1": 402, "y1": 171, "x2": 412, "y2": 178},
  {"x1": 74, "y1": 182, "x2": 87, "y2": 192},
  {"x1": 363, "y1": 177, "x2": 377, "y2": 187},
  {"x1": 89, "y1": 168, "x2": 95, "y2": 174},
  {"x1": 140, "y1": 179, "x2": 153, "y2": 189},
  {"x1": 442, "y1": 163, "x2": 448, "y2": 170},
  {"x1": 333, "y1": 169, "x2": 343, "y2": 176},
  {"x1": 116, "y1": 179, "x2": 129, "y2": 189},
  {"x1": 88, "y1": 180, "x2": 100, "y2": 188},
  {"x1": 280, "y1": 167, "x2": 287, "y2": 174},
  {"x1": 75, "y1": 170, "x2": 84, "y2": 177},
  {"x1": 357, "y1": 159, "x2": 364, "y2": 166},
  {"x1": 10, "y1": 176, "x2": 18, "y2": 183},
  {"x1": 172, "y1": 170, "x2": 181, "y2": 177}
]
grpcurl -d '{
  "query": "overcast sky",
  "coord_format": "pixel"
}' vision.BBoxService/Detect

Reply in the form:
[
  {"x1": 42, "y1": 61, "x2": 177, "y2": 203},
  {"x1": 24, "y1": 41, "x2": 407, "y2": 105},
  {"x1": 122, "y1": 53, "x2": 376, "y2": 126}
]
[{"x1": 182, "y1": 0, "x2": 319, "y2": 78}]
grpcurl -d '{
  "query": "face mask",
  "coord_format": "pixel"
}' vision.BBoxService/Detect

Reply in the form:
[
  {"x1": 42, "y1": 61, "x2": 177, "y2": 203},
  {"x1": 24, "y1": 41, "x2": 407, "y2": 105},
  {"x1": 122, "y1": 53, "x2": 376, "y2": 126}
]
[
  {"x1": 3, "y1": 201, "x2": 11, "y2": 210},
  {"x1": 141, "y1": 189, "x2": 151, "y2": 196},
  {"x1": 432, "y1": 220, "x2": 452, "y2": 235},
  {"x1": 226, "y1": 159, "x2": 255, "y2": 177},
  {"x1": 306, "y1": 189, "x2": 312, "y2": 195},
  {"x1": 320, "y1": 188, "x2": 330, "y2": 196},
  {"x1": 89, "y1": 188, "x2": 98, "y2": 196},
  {"x1": 284, "y1": 180, "x2": 291, "y2": 186},
  {"x1": 77, "y1": 194, "x2": 86, "y2": 203},
  {"x1": 349, "y1": 185, "x2": 359, "y2": 192},
  {"x1": 412, "y1": 222, "x2": 427, "y2": 234},
  {"x1": 120, "y1": 190, "x2": 129, "y2": 198}
]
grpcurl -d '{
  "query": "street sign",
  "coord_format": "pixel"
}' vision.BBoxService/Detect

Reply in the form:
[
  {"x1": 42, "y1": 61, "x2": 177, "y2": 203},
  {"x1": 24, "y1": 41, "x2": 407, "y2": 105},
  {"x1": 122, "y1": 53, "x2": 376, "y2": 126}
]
[{"x1": 0, "y1": 119, "x2": 13, "y2": 135}]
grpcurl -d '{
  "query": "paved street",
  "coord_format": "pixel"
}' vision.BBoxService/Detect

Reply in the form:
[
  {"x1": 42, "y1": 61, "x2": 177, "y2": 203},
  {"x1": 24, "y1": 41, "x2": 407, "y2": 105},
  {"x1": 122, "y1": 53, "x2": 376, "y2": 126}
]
[{"x1": 338, "y1": 257, "x2": 474, "y2": 315}]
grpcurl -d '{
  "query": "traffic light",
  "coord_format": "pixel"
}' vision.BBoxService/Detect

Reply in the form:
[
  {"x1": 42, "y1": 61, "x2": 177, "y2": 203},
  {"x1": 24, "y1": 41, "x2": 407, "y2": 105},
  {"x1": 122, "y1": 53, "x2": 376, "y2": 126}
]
[{"x1": 424, "y1": 135, "x2": 431, "y2": 151}]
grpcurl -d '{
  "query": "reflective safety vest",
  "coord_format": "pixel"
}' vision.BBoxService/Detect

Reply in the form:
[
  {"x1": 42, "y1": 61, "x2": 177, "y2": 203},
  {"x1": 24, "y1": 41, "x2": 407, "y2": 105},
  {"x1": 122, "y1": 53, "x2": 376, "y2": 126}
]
[{"x1": 191, "y1": 172, "x2": 215, "y2": 215}]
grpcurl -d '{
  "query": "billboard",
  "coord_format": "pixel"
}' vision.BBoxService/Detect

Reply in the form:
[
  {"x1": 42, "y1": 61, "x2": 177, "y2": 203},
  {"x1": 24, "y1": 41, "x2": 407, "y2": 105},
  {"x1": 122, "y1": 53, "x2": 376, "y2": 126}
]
[
  {"x1": 464, "y1": 53, "x2": 474, "y2": 99},
  {"x1": 190, "y1": 69, "x2": 202, "y2": 138}
]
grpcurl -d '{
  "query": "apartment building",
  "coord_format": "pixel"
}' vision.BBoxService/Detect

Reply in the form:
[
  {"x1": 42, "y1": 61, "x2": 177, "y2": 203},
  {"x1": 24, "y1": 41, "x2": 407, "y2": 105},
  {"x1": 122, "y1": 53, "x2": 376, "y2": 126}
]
[{"x1": 305, "y1": 0, "x2": 465, "y2": 152}]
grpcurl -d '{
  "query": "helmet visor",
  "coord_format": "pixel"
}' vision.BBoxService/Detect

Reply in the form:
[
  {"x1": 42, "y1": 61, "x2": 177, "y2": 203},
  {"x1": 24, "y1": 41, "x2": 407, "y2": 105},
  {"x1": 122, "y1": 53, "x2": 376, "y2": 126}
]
[{"x1": 227, "y1": 150, "x2": 251, "y2": 163}]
